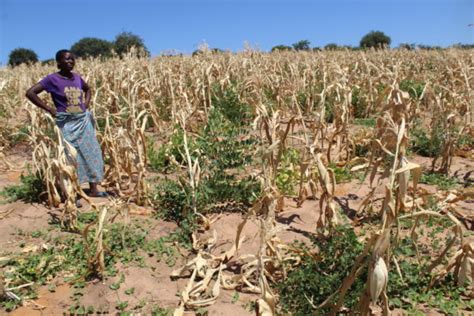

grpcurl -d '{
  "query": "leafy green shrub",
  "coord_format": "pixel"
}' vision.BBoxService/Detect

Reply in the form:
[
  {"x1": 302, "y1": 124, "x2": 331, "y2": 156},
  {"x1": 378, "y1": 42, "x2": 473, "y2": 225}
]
[
  {"x1": 457, "y1": 132, "x2": 474, "y2": 149},
  {"x1": 152, "y1": 87, "x2": 261, "y2": 222},
  {"x1": 351, "y1": 87, "x2": 368, "y2": 118},
  {"x1": 0, "y1": 172, "x2": 46, "y2": 203},
  {"x1": 147, "y1": 128, "x2": 197, "y2": 173},
  {"x1": 329, "y1": 163, "x2": 353, "y2": 184},
  {"x1": 399, "y1": 79, "x2": 425, "y2": 99},
  {"x1": 276, "y1": 148, "x2": 300, "y2": 195},
  {"x1": 154, "y1": 179, "x2": 190, "y2": 223},
  {"x1": 410, "y1": 126, "x2": 443, "y2": 157},
  {"x1": 277, "y1": 226, "x2": 366, "y2": 315},
  {"x1": 211, "y1": 85, "x2": 253, "y2": 127},
  {"x1": 147, "y1": 139, "x2": 171, "y2": 173},
  {"x1": 388, "y1": 235, "x2": 471, "y2": 313}
]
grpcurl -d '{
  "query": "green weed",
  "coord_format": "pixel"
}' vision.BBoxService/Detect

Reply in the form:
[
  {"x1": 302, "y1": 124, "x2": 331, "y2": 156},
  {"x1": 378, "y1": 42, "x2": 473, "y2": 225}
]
[
  {"x1": 420, "y1": 172, "x2": 459, "y2": 190},
  {"x1": 399, "y1": 79, "x2": 425, "y2": 99},
  {"x1": 410, "y1": 125, "x2": 444, "y2": 157},
  {"x1": 276, "y1": 148, "x2": 300, "y2": 195},
  {"x1": 354, "y1": 118, "x2": 376, "y2": 127},
  {"x1": 277, "y1": 226, "x2": 366, "y2": 315},
  {"x1": 0, "y1": 172, "x2": 46, "y2": 203}
]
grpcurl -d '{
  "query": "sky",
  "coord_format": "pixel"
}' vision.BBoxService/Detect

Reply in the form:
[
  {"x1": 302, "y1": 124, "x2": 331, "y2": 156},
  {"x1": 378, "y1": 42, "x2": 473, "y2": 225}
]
[{"x1": 0, "y1": 0, "x2": 472, "y2": 65}]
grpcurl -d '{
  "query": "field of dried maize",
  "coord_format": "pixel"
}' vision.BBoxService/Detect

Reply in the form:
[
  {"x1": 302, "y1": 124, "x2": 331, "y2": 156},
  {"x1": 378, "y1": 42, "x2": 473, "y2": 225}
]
[{"x1": 0, "y1": 49, "x2": 473, "y2": 315}]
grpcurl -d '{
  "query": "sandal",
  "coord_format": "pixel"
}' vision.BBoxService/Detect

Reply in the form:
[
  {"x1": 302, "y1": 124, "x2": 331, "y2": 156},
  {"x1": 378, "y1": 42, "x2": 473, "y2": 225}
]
[{"x1": 89, "y1": 191, "x2": 109, "y2": 198}]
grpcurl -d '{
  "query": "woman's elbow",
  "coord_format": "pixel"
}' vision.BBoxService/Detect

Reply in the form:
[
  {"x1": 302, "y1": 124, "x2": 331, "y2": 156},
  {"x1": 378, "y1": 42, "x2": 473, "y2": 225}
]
[
  {"x1": 25, "y1": 89, "x2": 32, "y2": 99},
  {"x1": 25, "y1": 88, "x2": 36, "y2": 100}
]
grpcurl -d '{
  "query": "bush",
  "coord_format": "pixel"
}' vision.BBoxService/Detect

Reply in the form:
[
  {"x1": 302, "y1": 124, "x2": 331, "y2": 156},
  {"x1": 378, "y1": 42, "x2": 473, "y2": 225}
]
[
  {"x1": 277, "y1": 226, "x2": 366, "y2": 315},
  {"x1": 71, "y1": 37, "x2": 113, "y2": 58},
  {"x1": 351, "y1": 87, "x2": 368, "y2": 118},
  {"x1": 0, "y1": 172, "x2": 46, "y2": 203},
  {"x1": 152, "y1": 87, "x2": 261, "y2": 222},
  {"x1": 410, "y1": 126, "x2": 443, "y2": 157},
  {"x1": 399, "y1": 79, "x2": 425, "y2": 99},
  {"x1": 8, "y1": 48, "x2": 38, "y2": 67}
]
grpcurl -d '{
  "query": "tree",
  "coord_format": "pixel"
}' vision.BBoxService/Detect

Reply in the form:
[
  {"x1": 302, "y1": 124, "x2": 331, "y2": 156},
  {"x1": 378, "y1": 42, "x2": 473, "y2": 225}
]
[
  {"x1": 324, "y1": 43, "x2": 340, "y2": 50},
  {"x1": 114, "y1": 31, "x2": 149, "y2": 57},
  {"x1": 70, "y1": 37, "x2": 113, "y2": 58},
  {"x1": 359, "y1": 31, "x2": 391, "y2": 49},
  {"x1": 271, "y1": 45, "x2": 292, "y2": 52},
  {"x1": 398, "y1": 43, "x2": 415, "y2": 50},
  {"x1": 292, "y1": 40, "x2": 311, "y2": 51},
  {"x1": 8, "y1": 48, "x2": 38, "y2": 67}
]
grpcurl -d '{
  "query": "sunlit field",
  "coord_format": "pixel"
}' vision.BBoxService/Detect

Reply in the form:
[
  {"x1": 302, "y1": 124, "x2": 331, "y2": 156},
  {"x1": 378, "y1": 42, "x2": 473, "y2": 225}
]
[{"x1": 0, "y1": 48, "x2": 472, "y2": 315}]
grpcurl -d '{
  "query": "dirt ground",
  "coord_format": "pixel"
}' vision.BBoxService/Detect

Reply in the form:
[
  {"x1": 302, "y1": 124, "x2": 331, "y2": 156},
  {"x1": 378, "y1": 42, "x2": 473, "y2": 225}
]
[{"x1": 0, "y1": 150, "x2": 472, "y2": 315}]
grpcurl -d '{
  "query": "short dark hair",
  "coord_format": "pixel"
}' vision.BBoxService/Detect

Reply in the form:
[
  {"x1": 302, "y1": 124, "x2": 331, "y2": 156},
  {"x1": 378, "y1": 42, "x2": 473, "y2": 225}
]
[{"x1": 55, "y1": 49, "x2": 71, "y2": 62}]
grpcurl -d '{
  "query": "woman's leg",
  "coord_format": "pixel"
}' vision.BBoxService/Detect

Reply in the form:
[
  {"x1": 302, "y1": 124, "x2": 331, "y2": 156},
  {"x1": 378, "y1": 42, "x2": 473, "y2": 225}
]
[
  {"x1": 89, "y1": 182, "x2": 108, "y2": 197},
  {"x1": 89, "y1": 182, "x2": 99, "y2": 195}
]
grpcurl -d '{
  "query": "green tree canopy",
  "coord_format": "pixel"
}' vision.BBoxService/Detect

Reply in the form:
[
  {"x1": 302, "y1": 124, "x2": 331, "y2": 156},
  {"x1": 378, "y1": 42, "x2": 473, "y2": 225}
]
[
  {"x1": 292, "y1": 40, "x2": 311, "y2": 51},
  {"x1": 114, "y1": 31, "x2": 149, "y2": 57},
  {"x1": 271, "y1": 45, "x2": 292, "y2": 52},
  {"x1": 398, "y1": 43, "x2": 415, "y2": 50},
  {"x1": 360, "y1": 31, "x2": 391, "y2": 49},
  {"x1": 324, "y1": 43, "x2": 340, "y2": 50},
  {"x1": 70, "y1": 37, "x2": 113, "y2": 58},
  {"x1": 8, "y1": 48, "x2": 38, "y2": 67}
]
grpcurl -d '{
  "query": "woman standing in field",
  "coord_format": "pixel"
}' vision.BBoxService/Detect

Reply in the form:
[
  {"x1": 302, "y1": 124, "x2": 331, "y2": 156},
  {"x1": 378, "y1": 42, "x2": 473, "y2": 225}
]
[{"x1": 25, "y1": 49, "x2": 107, "y2": 202}]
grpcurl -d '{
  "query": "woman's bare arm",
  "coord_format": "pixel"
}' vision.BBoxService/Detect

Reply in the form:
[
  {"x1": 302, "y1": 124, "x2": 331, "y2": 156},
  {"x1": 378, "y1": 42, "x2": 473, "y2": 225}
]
[
  {"x1": 83, "y1": 81, "x2": 91, "y2": 109},
  {"x1": 25, "y1": 83, "x2": 56, "y2": 116}
]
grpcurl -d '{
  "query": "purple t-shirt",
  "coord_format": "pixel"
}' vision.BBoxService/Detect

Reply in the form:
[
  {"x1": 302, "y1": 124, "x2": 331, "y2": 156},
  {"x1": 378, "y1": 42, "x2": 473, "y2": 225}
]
[{"x1": 40, "y1": 72, "x2": 87, "y2": 113}]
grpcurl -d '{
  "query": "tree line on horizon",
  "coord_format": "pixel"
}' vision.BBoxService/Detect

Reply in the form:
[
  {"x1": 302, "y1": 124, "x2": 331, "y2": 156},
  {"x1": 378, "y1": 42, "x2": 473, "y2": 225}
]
[{"x1": 7, "y1": 30, "x2": 474, "y2": 67}]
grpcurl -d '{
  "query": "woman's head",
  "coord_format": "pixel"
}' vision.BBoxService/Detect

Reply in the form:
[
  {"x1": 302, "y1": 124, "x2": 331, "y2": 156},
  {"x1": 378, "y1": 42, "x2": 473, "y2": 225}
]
[{"x1": 55, "y1": 49, "x2": 75, "y2": 72}]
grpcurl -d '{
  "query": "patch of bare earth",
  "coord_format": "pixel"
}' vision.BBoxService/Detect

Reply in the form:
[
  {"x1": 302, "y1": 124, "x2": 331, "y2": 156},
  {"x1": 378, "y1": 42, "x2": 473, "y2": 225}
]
[{"x1": 1, "y1": 151, "x2": 472, "y2": 315}]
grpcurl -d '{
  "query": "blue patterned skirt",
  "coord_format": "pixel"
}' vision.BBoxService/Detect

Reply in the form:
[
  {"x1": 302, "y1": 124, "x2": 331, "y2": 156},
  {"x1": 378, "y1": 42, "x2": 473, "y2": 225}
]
[{"x1": 56, "y1": 111, "x2": 104, "y2": 184}]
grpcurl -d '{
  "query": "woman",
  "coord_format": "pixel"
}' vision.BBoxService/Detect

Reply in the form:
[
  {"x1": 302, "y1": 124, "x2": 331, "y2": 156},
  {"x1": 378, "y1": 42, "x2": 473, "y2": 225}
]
[{"x1": 25, "y1": 49, "x2": 107, "y2": 201}]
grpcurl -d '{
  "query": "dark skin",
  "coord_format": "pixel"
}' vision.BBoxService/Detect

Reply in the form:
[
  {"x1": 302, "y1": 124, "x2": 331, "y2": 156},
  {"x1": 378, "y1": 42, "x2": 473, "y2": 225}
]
[
  {"x1": 25, "y1": 52, "x2": 91, "y2": 116},
  {"x1": 25, "y1": 52, "x2": 103, "y2": 197}
]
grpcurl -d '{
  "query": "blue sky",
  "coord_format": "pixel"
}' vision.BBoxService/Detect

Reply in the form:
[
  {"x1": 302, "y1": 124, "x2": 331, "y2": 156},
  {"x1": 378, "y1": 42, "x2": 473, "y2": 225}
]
[{"x1": 0, "y1": 0, "x2": 472, "y2": 65}]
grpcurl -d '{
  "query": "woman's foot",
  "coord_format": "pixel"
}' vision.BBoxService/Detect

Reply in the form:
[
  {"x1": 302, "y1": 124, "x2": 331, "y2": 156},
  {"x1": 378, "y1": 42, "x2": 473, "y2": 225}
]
[
  {"x1": 88, "y1": 191, "x2": 108, "y2": 198},
  {"x1": 88, "y1": 182, "x2": 108, "y2": 198}
]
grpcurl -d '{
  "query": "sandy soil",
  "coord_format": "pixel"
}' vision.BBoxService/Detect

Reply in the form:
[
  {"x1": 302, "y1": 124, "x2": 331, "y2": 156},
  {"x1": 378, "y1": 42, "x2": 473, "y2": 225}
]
[{"x1": 0, "y1": 150, "x2": 472, "y2": 315}]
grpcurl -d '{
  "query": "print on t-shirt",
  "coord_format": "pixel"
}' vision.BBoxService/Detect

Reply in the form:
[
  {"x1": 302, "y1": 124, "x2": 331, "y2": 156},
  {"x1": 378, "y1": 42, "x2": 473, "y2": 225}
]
[{"x1": 64, "y1": 86, "x2": 82, "y2": 106}]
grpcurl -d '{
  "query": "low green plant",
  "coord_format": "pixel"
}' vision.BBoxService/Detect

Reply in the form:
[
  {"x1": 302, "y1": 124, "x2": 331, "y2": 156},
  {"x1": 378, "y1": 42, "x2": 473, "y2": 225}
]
[
  {"x1": 276, "y1": 148, "x2": 300, "y2": 195},
  {"x1": 277, "y1": 226, "x2": 366, "y2": 315},
  {"x1": 329, "y1": 163, "x2": 353, "y2": 184},
  {"x1": 410, "y1": 125, "x2": 444, "y2": 157},
  {"x1": 147, "y1": 138, "x2": 171, "y2": 173},
  {"x1": 388, "y1": 235, "x2": 470, "y2": 313},
  {"x1": 211, "y1": 84, "x2": 253, "y2": 127},
  {"x1": 420, "y1": 172, "x2": 459, "y2": 190},
  {"x1": 399, "y1": 79, "x2": 425, "y2": 99},
  {"x1": 0, "y1": 172, "x2": 46, "y2": 203},
  {"x1": 354, "y1": 117, "x2": 376, "y2": 127},
  {"x1": 351, "y1": 87, "x2": 368, "y2": 118},
  {"x1": 152, "y1": 94, "x2": 261, "y2": 223},
  {"x1": 150, "y1": 305, "x2": 172, "y2": 315}
]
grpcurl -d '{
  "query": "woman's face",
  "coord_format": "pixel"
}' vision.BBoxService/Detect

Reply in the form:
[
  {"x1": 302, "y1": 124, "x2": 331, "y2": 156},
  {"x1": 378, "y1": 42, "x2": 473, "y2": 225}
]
[{"x1": 58, "y1": 52, "x2": 75, "y2": 71}]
